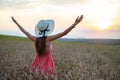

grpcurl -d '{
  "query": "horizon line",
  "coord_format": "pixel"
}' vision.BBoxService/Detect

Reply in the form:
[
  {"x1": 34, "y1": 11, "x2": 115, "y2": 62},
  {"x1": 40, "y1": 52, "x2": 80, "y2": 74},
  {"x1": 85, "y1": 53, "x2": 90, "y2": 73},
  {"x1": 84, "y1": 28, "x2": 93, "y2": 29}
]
[{"x1": 0, "y1": 34, "x2": 120, "y2": 39}]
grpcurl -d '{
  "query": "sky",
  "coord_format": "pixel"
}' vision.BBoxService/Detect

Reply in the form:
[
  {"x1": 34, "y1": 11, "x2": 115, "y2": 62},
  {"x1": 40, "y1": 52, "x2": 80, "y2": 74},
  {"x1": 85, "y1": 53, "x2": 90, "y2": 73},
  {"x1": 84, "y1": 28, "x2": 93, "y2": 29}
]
[{"x1": 0, "y1": 0, "x2": 120, "y2": 39}]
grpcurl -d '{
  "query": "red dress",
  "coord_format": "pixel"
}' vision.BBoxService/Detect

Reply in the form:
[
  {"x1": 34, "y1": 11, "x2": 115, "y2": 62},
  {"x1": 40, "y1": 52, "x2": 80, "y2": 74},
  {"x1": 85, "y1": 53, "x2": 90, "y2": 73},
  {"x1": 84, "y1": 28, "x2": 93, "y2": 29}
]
[{"x1": 31, "y1": 47, "x2": 56, "y2": 77}]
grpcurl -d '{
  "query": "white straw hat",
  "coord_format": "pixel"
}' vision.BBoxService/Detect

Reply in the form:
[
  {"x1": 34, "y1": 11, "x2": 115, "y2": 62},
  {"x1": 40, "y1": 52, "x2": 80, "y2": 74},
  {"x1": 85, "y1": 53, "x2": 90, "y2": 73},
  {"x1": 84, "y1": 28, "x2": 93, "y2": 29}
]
[{"x1": 35, "y1": 20, "x2": 55, "y2": 37}]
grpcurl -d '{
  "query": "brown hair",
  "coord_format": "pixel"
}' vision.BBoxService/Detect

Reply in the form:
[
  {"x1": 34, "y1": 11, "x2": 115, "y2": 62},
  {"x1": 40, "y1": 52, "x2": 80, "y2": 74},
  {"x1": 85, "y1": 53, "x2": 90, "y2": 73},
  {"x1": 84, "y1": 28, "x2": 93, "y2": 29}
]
[{"x1": 35, "y1": 37, "x2": 47, "y2": 56}]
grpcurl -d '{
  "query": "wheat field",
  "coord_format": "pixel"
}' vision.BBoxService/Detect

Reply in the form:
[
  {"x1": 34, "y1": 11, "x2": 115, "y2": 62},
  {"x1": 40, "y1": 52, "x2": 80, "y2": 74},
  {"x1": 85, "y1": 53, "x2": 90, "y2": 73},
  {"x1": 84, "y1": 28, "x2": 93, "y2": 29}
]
[{"x1": 0, "y1": 35, "x2": 120, "y2": 80}]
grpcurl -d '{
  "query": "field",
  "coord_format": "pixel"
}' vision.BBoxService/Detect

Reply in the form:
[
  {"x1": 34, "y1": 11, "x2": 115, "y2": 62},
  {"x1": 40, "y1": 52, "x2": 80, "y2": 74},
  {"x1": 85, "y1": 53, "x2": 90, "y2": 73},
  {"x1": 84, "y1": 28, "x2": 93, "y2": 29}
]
[{"x1": 0, "y1": 35, "x2": 120, "y2": 80}]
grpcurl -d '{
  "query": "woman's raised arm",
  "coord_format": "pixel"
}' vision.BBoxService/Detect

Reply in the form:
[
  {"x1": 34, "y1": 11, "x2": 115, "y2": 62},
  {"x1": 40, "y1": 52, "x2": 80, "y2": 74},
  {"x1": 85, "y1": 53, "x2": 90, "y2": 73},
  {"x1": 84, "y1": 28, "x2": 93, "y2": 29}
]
[
  {"x1": 11, "y1": 16, "x2": 36, "y2": 42},
  {"x1": 47, "y1": 15, "x2": 83, "y2": 41}
]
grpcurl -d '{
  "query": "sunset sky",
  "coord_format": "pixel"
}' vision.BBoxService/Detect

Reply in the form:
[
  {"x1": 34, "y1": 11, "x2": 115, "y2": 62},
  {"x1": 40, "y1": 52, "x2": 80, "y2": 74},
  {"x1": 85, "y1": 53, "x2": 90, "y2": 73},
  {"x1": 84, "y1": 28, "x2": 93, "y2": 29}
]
[{"x1": 0, "y1": 0, "x2": 120, "y2": 39}]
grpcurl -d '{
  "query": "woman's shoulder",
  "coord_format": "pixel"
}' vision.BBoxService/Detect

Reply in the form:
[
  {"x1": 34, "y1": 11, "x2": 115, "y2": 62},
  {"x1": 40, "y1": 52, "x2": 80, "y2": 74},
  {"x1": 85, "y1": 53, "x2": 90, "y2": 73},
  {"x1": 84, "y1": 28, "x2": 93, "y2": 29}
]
[
  {"x1": 46, "y1": 36, "x2": 51, "y2": 41},
  {"x1": 46, "y1": 35, "x2": 57, "y2": 42},
  {"x1": 46, "y1": 36, "x2": 53, "y2": 43}
]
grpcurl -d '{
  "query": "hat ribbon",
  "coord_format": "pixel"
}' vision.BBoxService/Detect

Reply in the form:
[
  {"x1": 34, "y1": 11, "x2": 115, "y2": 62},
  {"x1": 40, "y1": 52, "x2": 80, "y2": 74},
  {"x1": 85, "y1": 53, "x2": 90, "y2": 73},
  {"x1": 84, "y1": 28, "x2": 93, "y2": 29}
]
[{"x1": 39, "y1": 23, "x2": 50, "y2": 37}]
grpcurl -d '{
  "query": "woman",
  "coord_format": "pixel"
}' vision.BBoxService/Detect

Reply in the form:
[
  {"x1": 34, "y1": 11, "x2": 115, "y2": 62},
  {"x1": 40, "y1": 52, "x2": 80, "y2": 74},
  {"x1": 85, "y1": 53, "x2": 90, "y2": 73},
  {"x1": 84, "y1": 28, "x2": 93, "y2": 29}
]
[{"x1": 11, "y1": 15, "x2": 83, "y2": 79}]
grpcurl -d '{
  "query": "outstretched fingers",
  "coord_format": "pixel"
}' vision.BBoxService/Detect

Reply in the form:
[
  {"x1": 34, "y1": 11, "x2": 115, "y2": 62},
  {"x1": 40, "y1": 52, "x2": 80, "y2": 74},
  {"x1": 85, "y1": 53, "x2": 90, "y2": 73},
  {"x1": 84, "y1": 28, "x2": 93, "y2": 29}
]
[
  {"x1": 11, "y1": 16, "x2": 14, "y2": 20},
  {"x1": 11, "y1": 16, "x2": 16, "y2": 22},
  {"x1": 79, "y1": 15, "x2": 83, "y2": 21},
  {"x1": 75, "y1": 15, "x2": 83, "y2": 24}
]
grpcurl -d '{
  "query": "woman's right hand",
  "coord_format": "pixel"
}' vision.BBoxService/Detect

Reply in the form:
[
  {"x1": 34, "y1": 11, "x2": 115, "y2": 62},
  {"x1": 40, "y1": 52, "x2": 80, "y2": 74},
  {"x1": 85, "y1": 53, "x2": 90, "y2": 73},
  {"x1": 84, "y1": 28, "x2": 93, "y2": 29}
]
[{"x1": 73, "y1": 15, "x2": 83, "y2": 26}]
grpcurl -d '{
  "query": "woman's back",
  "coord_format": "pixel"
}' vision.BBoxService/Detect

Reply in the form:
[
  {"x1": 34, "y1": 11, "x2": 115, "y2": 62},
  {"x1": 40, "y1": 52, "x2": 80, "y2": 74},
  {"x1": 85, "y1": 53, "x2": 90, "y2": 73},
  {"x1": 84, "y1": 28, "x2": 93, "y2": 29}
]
[{"x1": 31, "y1": 38, "x2": 56, "y2": 75}]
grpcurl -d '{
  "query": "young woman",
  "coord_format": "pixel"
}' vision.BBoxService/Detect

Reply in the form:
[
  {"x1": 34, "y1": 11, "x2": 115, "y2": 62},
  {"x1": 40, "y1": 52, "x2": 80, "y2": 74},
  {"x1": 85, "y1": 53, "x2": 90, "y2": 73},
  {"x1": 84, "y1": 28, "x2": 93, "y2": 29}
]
[{"x1": 11, "y1": 15, "x2": 83, "y2": 79}]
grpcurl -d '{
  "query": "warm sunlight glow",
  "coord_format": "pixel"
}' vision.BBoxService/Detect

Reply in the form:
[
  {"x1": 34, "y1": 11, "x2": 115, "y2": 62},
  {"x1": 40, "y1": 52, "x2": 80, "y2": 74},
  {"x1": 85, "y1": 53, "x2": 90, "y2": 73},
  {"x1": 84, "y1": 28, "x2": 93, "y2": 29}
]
[
  {"x1": 0, "y1": 0, "x2": 120, "y2": 39},
  {"x1": 82, "y1": 0, "x2": 117, "y2": 28},
  {"x1": 96, "y1": 21, "x2": 110, "y2": 30}
]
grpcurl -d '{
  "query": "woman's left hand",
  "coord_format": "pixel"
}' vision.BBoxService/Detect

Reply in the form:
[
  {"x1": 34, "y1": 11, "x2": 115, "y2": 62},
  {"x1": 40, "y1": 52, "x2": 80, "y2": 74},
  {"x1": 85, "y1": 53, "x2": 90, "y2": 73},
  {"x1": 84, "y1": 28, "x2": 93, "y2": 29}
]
[{"x1": 11, "y1": 16, "x2": 17, "y2": 23}]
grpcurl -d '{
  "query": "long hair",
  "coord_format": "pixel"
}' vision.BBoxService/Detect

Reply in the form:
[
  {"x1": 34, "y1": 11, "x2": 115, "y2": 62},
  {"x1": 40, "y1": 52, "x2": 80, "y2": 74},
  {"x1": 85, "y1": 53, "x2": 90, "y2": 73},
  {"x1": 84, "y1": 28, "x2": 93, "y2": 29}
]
[{"x1": 35, "y1": 37, "x2": 47, "y2": 56}]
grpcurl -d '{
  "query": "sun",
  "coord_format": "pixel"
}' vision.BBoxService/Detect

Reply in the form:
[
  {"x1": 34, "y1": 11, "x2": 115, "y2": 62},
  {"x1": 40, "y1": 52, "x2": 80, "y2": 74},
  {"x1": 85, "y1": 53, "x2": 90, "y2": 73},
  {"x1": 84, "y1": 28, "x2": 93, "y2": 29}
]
[
  {"x1": 81, "y1": 0, "x2": 116, "y2": 30},
  {"x1": 95, "y1": 21, "x2": 110, "y2": 30}
]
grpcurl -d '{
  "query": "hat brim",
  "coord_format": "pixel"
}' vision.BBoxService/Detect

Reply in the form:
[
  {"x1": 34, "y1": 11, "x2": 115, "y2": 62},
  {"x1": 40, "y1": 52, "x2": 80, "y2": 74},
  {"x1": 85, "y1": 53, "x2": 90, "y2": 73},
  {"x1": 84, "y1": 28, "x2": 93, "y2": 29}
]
[{"x1": 35, "y1": 20, "x2": 54, "y2": 37}]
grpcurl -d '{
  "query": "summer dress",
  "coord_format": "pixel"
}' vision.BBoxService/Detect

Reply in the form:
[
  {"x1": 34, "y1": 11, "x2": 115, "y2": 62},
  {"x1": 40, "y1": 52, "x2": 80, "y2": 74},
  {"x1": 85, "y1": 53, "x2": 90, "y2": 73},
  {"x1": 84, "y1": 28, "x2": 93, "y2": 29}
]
[{"x1": 31, "y1": 46, "x2": 56, "y2": 76}]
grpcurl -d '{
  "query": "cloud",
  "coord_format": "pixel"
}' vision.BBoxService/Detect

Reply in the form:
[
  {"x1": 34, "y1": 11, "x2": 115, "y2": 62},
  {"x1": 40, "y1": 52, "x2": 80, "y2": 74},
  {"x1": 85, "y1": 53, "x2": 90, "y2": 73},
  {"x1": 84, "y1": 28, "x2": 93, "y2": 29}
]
[
  {"x1": 0, "y1": 0, "x2": 89, "y2": 9},
  {"x1": 47, "y1": 0, "x2": 88, "y2": 6},
  {"x1": 0, "y1": 0, "x2": 39, "y2": 9}
]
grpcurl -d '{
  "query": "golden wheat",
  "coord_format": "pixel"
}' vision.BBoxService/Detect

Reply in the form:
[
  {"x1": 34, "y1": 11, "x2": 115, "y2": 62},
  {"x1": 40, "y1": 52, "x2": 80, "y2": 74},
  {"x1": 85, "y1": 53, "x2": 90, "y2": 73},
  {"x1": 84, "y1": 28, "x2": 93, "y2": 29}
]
[{"x1": 0, "y1": 39, "x2": 120, "y2": 80}]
